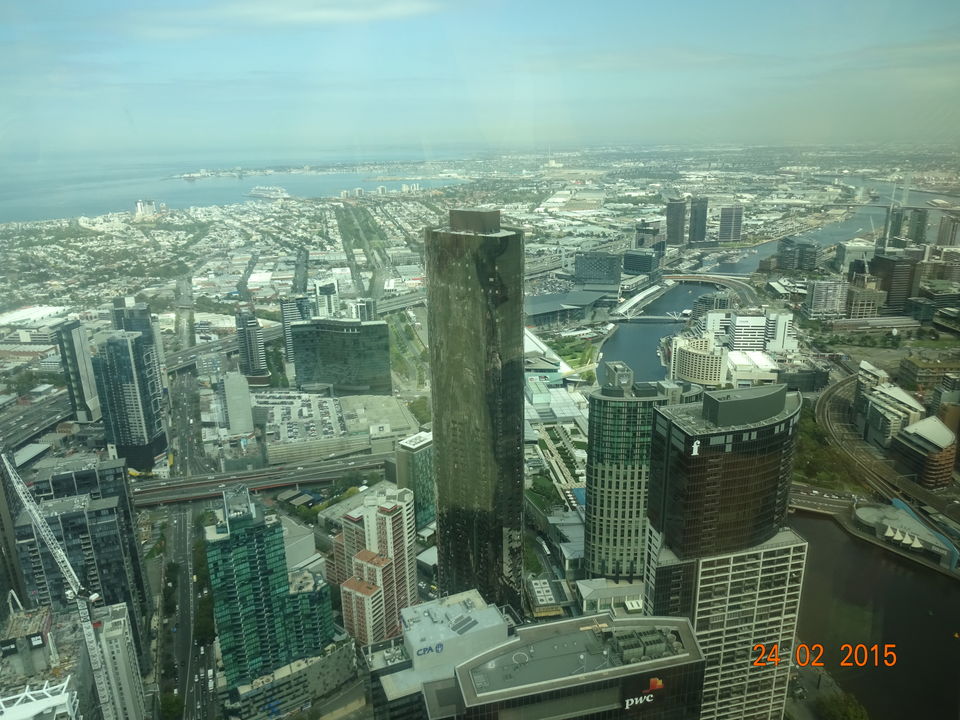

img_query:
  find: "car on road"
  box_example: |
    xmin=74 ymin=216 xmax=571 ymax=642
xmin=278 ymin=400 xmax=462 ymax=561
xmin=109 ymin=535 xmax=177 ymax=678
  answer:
xmin=218 ymin=484 xmax=225 ymax=488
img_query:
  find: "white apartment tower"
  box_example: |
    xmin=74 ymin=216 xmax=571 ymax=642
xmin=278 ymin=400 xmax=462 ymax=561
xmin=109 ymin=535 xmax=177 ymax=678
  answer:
xmin=95 ymin=604 xmax=147 ymax=720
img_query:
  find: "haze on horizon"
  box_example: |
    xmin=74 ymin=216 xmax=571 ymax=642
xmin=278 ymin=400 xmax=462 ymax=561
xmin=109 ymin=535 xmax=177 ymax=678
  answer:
xmin=2 ymin=0 xmax=960 ymax=161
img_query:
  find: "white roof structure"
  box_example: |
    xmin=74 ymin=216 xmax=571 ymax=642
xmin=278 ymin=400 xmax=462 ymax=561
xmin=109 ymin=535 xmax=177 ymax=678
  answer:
xmin=901 ymin=416 xmax=956 ymax=450
xmin=0 ymin=679 xmax=79 ymax=720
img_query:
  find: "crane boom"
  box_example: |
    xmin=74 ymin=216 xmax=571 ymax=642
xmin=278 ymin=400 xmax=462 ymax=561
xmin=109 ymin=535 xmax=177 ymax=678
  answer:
xmin=1 ymin=454 xmax=117 ymax=720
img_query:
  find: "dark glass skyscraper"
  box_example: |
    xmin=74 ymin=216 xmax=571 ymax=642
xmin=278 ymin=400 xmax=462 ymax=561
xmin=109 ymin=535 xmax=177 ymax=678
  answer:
xmin=688 ymin=196 xmax=708 ymax=245
xmin=290 ymin=317 xmax=392 ymax=395
xmin=869 ymin=254 xmax=919 ymax=312
xmin=425 ymin=209 xmax=524 ymax=610
xmin=649 ymin=384 xmax=806 ymax=720
xmin=666 ymin=198 xmax=686 ymax=246
xmin=53 ymin=318 xmax=101 ymax=423
xmin=279 ymin=294 xmax=315 ymax=358
xmin=93 ymin=330 xmax=167 ymax=472
xmin=718 ymin=205 xmax=743 ymax=243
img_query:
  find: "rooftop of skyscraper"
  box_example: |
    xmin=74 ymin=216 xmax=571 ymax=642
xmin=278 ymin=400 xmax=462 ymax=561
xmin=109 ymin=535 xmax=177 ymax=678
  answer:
xmin=658 ymin=383 xmax=800 ymax=434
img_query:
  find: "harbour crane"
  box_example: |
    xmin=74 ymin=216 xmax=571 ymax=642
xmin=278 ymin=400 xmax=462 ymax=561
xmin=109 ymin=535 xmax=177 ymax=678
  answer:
xmin=1 ymin=454 xmax=116 ymax=720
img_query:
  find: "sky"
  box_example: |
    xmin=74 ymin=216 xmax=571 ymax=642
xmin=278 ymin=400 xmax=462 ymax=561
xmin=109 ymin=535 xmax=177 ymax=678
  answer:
xmin=2 ymin=0 xmax=959 ymax=160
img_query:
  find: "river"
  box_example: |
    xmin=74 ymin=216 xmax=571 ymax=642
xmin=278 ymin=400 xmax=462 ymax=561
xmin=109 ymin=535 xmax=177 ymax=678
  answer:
xmin=599 ymin=194 xmax=960 ymax=716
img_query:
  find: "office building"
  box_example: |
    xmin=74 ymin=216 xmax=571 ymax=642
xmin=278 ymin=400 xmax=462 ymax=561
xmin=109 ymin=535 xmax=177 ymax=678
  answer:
xmin=94 ymin=603 xmax=146 ymax=720
xmin=336 ymin=486 xmax=418 ymax=644
xmin=205 ymin=487 xmax=334 ymax=687
xmin=688 ymin=197 xmax=708 ymax=245
xmin=726 ymin=312 xmax=768 ymax=351
xmin=649 ymin=384 xmax=805 ymax=720
xmin=425 ymin=209 xmax=524 ymax=609
xmin=908 ymin=208 xmax=929 ymax=243
xmin=573 ymin=251 xmax=622 ymax=285
xmin=869 ymin=254 xmax=918 ymax=312
xmin=887 ymin=207 xmax=905 ymax=243
xmin=92 ymin=331 xmax=167 ymax=472
xmin=367 ymin=591 xmax=704 ymax=720
xmin=777 ymin=237 xmax=822 ymax=272
xmin=623 ymin=248 xmax=659 ymax=276
xmin=111 ymin=297 xmax=163 ymax=369
xmin=584 ymin=363 xmax=701 ymax=610
xmin=718 ymin=206 xmax=743 ymax=243
xmin=763 ymin=310 xmax=799 ymax=353
xmin=14 ymin=494 xmax=149 ymax=671
xmin=352 ymin=298 xmax=378 ymax=322
xmin=30 ymin=457 xmax=151 ymax=672
xmin=235 ymin=308 xmax=269 ymax=379
xmin=666 ymin=198 xmax=686 ymax=246
xmin=635 ymin=219 xmax=661 ymax=249
xmin=889 ymin=416 xmax=956 ymax=490
xmin=396 ymin=432 xmax=435 ymax=530
xmin=314 ymin=277 xmax=340 ymax=318
xmin=860 ymin=383 xmax=925 ymax=448
xmin=836 ymin=240 xmax=876 ymax=276
xmin=691 ymin=292 xmax=733 ymax=320
xmin=279 ymin=295 xmax=315 ymax=359
xmin=937 ymin=214 xmax=960 ymax=246
xmin=803 ymin=279 xmax=849 ymax=319
xmin=291 ymin=317 xmax=391 ymax=395
xmin=53 ymin=319 xmax=101 ymax=423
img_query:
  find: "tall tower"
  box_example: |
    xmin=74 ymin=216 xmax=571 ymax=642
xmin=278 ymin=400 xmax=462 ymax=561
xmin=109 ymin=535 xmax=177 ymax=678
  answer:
xmin=908 ymin=208 xmax=929 ymax=243
xmin=649 ymin=384 xmax=806 ymax=720
xmin=666 ymin=198 xmax=686 ymax=246
xmin=94 ymin=603 xmax=147 ymax=720
xmin=425 ymin=209 xmax=524 ymax=610
xmin=718 ymin=206 xmax=743 ymax=243
xmin=584 ymin=362 xmax=701 ymax=610
xmin=205 ymin=487 xmax=334 ymax=687
xmin=396 ymin=431 xmax=435 ymax=530
xmin=279 ymin=295 xmax=315 ymax=359
xmin=92 ymin=331 xmax=167 ymax=472
xmin=234 ymin=307 xmax=269 ymax=379
xmin=688 ymin=196 xmax=708 ymax=245
xmin=53 ymin=319 xmax=101 ymax=423
xmin=111 ymin=297 xmax=164 ymax=380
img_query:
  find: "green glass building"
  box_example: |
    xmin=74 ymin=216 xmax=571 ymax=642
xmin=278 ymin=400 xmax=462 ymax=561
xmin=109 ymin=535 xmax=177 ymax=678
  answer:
xmin=206 ymin=487 xmax=333 ymax=687
xmin=396 ymin=431 xmax=435 ymax=530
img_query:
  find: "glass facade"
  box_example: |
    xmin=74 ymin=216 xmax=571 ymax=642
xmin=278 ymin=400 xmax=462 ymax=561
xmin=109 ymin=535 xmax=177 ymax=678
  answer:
xmin=396 ymin=432 xmax=435 ymax=530
xmin=206 ymin=492 xmax=334 ymax=687
xmin=290 ymin=317 xmax=392 ymax=395
xmin=648 ymin=385 xmax=801 ymax=560
xmin=425 ymin=209 xmax=525 ymax=610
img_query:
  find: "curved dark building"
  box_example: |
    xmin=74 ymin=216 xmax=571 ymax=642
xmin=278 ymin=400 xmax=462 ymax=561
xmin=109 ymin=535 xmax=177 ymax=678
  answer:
xmin=425 ymin=209 xmax=525 ymax=610
xmin=648 ymin=384 xmax=801 ymax=559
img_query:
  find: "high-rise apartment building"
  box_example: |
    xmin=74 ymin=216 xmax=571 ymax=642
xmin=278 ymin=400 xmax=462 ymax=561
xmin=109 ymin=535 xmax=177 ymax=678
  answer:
xmin=335 ymin=486 xmax=417 ymax=644
xmin=425 ymin=209 xmax=524 ymax=609
xmin=279 ymin=295 xmax=315 ymax=359
xmin=649 ymin=384 xmax=805 ymax=720
xmin=777 ymin=237 xmax=823 ymax=271
xmin=623 ymin=249 xmax=659 ymax=276
xmin=634 ymin=218 xmax=661 ymax=249
xmin=718 ymin=206 xmax=743 ymax=243
xmin=110 ymin=298 xmax=165 ymax=388
xmin=688 ymin=197 xmax=708 ymax=245
xmin=314 ymin=277 xmax=340 ymax=318
xmin=290 ymin=317 xmax=392 ymax=395
xmin=584 ymin=363 xmax=701 ymax=610
xmin=234 ymin=308 xmax=269 ymax=379
xmin=803 ymin=279 xmax=849 ymax=319
xmin=94 ymin=603 xmax=146 ymax=720
xmin=937 ymin=214 xmax=960 ymax=247
xmin=396 ymin=432 xmax=435 ymax=530
xmin=869 ymin=254 xmax=918 ymax=312
xmin=908 ymin=208 xmax=929 ymax=243
xmin=30 ymin=457 xmax=151 ymax=672
xmin=666 ymin=198 xmax=687 ymax=246
xmin=92 ymin=331 xmax=167 ymax=472
xmin=887 ymin=207 xmax=905 ymax=243
xmin=846 ymin=285 xmax=887 ymax=319
xmin=205 ymin=487 xmax=334 ymax=687
xmin=53 ymin=319 xmax=101 ymax=423
xmin=351 ymin=298 xmax=378 ymax=321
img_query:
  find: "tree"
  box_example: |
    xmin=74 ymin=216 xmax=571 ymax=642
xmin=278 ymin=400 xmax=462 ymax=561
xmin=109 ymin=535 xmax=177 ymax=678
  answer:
xmin=815 ymin=691 xmax=870 ymax=720
xmin=160 ymin=693 xmax=184 ymax=720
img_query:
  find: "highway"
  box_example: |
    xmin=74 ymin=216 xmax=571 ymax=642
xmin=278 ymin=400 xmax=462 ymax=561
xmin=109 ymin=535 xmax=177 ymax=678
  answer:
xmin=132 ymin=453 xmax=393 ymax=506
xmin=662 ymin=273 xmax=760 ymax=306
xmin=164 ymin=326 xmax=284 ymax=372
xmin=0 ymin=393 xmax=72 ymax=452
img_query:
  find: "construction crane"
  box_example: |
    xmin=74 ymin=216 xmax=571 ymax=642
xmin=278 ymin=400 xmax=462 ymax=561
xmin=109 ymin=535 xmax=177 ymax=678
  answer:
xmin=1 ymin=454 xmax=117 ymax=720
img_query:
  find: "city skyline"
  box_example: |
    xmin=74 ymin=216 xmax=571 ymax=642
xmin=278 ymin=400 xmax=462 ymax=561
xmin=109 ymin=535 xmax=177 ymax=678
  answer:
xmin=3 ymin=1 xmax=960 ymax=159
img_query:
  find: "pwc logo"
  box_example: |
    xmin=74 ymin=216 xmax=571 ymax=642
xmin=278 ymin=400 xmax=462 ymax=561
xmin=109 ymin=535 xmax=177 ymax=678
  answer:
xmin=624 ymin=678 xmax=664 ymax=710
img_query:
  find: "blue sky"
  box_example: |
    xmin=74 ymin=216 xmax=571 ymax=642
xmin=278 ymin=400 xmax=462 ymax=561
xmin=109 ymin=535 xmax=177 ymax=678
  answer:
xmin=2 ymin=0 xmax=959 ymax=159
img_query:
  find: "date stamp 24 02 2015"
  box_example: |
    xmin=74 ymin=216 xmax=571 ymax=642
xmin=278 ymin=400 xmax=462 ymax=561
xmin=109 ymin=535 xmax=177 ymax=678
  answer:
xmin=752 ymin=643 xmax=898 ymax=668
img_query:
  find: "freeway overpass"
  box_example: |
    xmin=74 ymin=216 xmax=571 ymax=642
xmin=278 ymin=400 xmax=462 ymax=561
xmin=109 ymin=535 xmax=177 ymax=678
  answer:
xmin=132 ymin=453 xmax=392 ymax=506
xmin=165 ymin=326 xmax=284 ymax=371
xmin=662 ymin=273 xmax=759 ymax=305
xmin=0 ymin=394 xmax=72 ymax=453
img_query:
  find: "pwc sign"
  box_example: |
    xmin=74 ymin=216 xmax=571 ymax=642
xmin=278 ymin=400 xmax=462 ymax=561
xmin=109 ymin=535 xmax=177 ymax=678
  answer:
xmin=624 ymin=677 xmax=664 ymax=710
